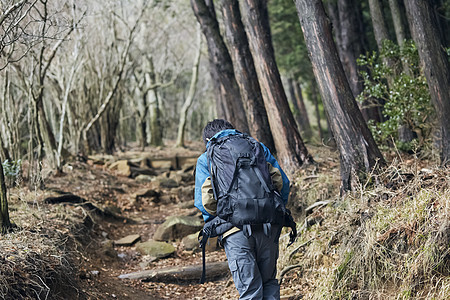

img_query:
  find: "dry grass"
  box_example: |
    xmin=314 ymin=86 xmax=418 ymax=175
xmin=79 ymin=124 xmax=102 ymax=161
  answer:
xmin=279 ymin=153 xmax=450 ymax=300
xmin=0 ymin=186 xmax=88 ymax=300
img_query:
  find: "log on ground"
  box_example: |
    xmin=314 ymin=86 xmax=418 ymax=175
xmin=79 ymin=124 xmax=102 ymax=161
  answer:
xmin=118 ymin=261 xmax=229 ymax=282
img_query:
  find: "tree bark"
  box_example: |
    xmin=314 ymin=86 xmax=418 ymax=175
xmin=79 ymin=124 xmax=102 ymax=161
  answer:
xmin=0 ymin=145 xmax=11 ymax=232
xmin=405 ymin=0 xmax=450 ymax=166
xmin=389 ymin=0 xmax=411 ymax=75
xmin=336 ymin=0 xmax=364 ymax=98
xmin=295 ymin=0 xmax=385 ymax=192
xmin=220 ymin=0 xmax=275 ymax=152
xmin=191 ymin=0 xmax=249 ymax=133
xmin=338 ymin=0 xmax=382 ymax=122
xmin=368 ymin=0 xmax=398 ymax=76
xmin=176 ymin=27 xmax=202 ymax=148
xmin=146 ymin=57 xmax=163 ymax=147
xmin=311 ymin=79 xmax=324 ymax=142
xmin=241 ymin=0 xmax=312 ymax=173
xmin=287 ymin=78 xmax=312 ymax=140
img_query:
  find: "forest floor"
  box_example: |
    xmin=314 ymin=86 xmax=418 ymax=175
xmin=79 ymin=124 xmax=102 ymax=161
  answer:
xmin=2 ymin=141 xmax=449 ymax=299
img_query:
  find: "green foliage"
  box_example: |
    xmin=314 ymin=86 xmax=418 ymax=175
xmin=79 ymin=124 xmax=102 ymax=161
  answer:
xmin=268 ymin=0 xmax=313 ymax=80
xmin=2 ymin=159 xmax=22 ymax=187
xmin=357 ymin=40 xmax=434 ymax=151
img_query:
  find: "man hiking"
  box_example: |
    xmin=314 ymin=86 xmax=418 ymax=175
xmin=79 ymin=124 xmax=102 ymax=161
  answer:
xmin=194 ymin=119 xmax=294 ymax=299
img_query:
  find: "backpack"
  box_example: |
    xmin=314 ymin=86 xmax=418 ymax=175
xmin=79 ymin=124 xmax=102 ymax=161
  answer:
xmin=198 ymin=132 xmax=297 ymax=283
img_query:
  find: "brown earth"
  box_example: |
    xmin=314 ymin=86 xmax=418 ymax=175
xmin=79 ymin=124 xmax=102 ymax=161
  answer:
xmin=41 ymin=141 xmax=243 ymax=299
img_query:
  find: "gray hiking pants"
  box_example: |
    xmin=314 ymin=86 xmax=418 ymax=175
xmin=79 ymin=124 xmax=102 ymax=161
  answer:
xmin=222 ymin=225 xmax=282 ymax=300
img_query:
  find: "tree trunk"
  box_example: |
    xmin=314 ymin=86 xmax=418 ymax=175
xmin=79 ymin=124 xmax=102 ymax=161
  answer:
xmin=191 ymin=0 xmax=249 ymax=133
xmin=176 ymin=27 xmax=202 ymax=148
xmin=311 ymin=79 xmax=324 ymax=142
xmin=389 ymin=0 xmax=411 ymax=75
xmin=336 ymin=0 xmax=364 ymax=98
xmin=146 ymin=57 xmax=163 ymax=147
xmin=0 ymin=149 xmax=11 ymax=233
xmin=220 ymin=0 xmax=275 ymax=152
xmin=295 ymin=0 xmax=385 ymax=192
xmin=432 ymin=0 xmax=450 ymax=47
xmin=326 ymin=0 xmax=379 ymax=123
xmin=389 ymin=0 xmax=407 ymax=47
xmin=405 ymin=0 xmax=450 ymax=165
xmin=240 ymin=0 xmax=311 ymax=173
xmin=368 ymin=0 xmax=398 ymax=77
xmin=287 ymin=78 xmax=312 ymax=140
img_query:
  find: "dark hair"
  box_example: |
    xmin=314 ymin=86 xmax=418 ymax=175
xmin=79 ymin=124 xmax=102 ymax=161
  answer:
xmin=202 ymin=119 xmax=234 ymax=144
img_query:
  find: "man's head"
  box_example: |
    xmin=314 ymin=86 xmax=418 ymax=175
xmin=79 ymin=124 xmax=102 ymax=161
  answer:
xmin=202 ymin=119 xmax=234 ymax=144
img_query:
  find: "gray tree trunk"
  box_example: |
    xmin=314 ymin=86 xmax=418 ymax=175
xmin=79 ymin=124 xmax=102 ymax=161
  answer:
xmin=405 ymin=0 xmax=450 ymax=165
xmin=241 ymin=0 xmax=312 ymax=173
xmin=295 ymin=0 xmax=385 ymax=192
xmin=220 ymin=0 xmax=275 ymax=152
xmin=191 ymin=0 xmax=249 ymax=133
xmin=0 ymin=146 xmax=11 ymax=232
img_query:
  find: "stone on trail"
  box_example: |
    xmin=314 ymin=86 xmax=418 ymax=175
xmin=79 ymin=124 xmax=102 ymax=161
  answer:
xmin=175 ymin=186 xmax=194 ymax=202
xmin=115 ymin=234 xmax=141 ymax=246
xmin=133 ymin=188 xmax=160 ymax=201
xmin=153 ymin=216 xmax=203 ymax=241
xmin=181 ymin=232 xmax=219 ymax=252
xmin=135 ymin=174 xmax=153 ymax=182
xmin=135 ymin=240 xmax=175 ymax=258
xmin=158 ymin=178 xmax=179 ymax=189
xmin=108 ymin=160 xmax=132 ymax=177
xmin=101 ymin=240 xmax=118 ymax=258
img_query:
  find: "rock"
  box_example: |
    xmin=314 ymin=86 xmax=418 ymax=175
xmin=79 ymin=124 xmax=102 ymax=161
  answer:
xmin=101 ymin=240 xmax=118 ymax=258
xmin=181 ymin=232 xmax=218 ymax=252
xmin=181 ymin=232 xmax=199 ymax=251
xmin=159 ymin=178 xmax=179 ymax=189
xmin=150 ymin=158 xmax=174 ymax=169
xmin=109 ymin=160 xmax=132 ymax=177
xmin=153 ymin=216 xmax=204 ymax=241
xmin=178 ymin=157 xmax=197 ymax=170
xmin=134 ymin=188 xmax=160 ymax=201
xmin=129 ymin=166 xmax=156 ymax=178
xmin=135 ymin=240 xmax=175 ymax=258
xmin=139 ymin=256 xmax=159 ymax=269
xmin=159 ymin=194 xmax=175 ymax=204
xmin=181 ymin=163 xmax=195 ymax=173
xmin=135 ymin=174 xmax=153 ymax=183
xmin=176 ymin=186 xmax=194 ymax=202
xmin=139 ymin=158 xmax=151 ymax=169
xmin=178 ymin=201 xmax=194 ymax=209
xmin=179 ymin=172 xmax=194 ymax=184
xmin=169 ymin=172 xmax=183 ymax=185
xmin=115 ymin=234 xmax=141 ymax=246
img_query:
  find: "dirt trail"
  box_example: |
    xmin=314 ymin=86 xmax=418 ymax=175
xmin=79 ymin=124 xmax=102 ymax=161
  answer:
xmin=44 ymin=145 xmax=239 ymax=299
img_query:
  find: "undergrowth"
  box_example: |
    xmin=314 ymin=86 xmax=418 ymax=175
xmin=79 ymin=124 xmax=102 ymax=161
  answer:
xmin=280 ymin=154 xmax=449 ymax=299
xmin=0 ymin=188 xmax=88 ymax=299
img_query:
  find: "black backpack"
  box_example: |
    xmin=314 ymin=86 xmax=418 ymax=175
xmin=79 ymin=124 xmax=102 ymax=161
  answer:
xmin=198 ymin=133 xmax=297 ymax=283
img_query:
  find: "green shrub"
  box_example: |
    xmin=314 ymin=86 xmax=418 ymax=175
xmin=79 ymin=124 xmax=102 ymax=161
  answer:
xmin=2 ymin=159 xmax=22 ymax=187
xmin=357 ymin=40 xmax=434 ymax=152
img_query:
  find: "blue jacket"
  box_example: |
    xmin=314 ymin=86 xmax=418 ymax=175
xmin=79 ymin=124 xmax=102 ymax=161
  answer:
xmin=194 ymin=129 xmax=290 ymax=222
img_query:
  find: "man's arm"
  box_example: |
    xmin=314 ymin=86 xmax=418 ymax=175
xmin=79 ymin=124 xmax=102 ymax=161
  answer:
xmin=194 ymin=153 xmax=216 ymax=222
xmin=260 ymin=143 xmax=290 ymax=203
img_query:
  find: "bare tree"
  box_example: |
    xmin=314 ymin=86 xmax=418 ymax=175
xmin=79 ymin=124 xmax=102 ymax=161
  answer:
xmin=176 ymin=26 xmax=202 ymax=148
xmin=0 ymin=0 xmax=39 ymax=70
xmin=81 ymin=2 xmax=149 ymax=153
